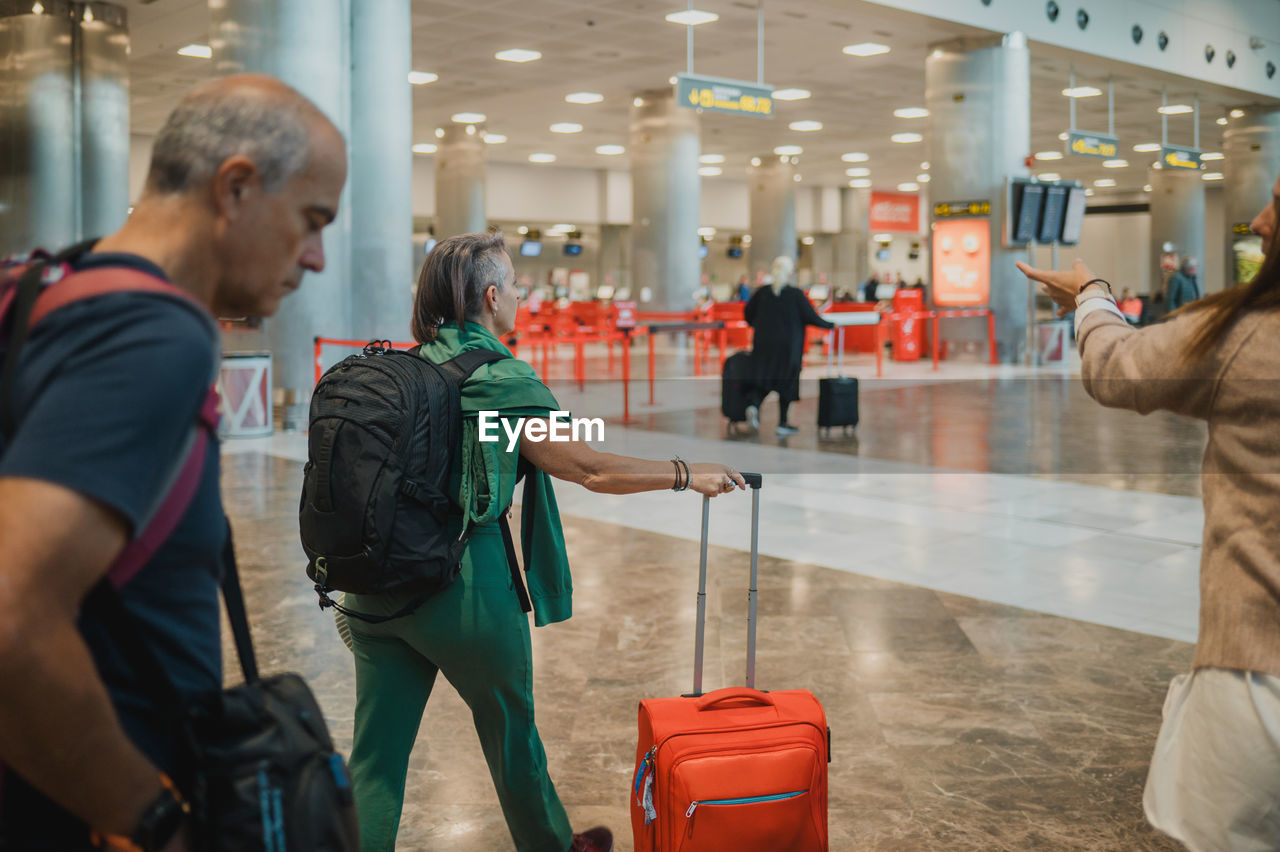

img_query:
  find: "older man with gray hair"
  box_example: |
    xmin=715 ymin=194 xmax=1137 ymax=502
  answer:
xmin=0 ymin=74 xmax=346 ymax=851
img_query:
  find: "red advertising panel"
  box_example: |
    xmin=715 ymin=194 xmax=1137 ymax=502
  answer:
xmin=931 ymin=219 xmax=991 ymax=306
xmin=869 ymin=191 xmax=920 ymax=233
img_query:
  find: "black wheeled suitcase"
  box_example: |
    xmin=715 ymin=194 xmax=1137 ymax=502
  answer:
xmin=817 ymin=323 xmax=859 ymax=436
xmin=721 ymin=351 xmax=753 ymax=426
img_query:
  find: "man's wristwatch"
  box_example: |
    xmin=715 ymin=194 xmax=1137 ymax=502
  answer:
xmin=93 ymin=774 xmax=189 ymax=852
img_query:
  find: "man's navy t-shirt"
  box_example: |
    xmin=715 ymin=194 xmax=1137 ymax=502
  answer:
xmin=0 ymin=252 xmax=225 ymax=848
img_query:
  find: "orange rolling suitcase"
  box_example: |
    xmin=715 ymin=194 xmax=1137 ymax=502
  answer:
xmin=631 ymin=474 xmax=830 ymax=852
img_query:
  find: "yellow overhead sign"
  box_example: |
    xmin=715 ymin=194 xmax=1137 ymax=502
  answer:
xmin=676 ymin=73 xmax=774 ymax=118
xmin=934 ymin=200 xmax=991 ymax=218
xmin=1162 ymin=147 xmax=1202 ymax=169
xmin=1068 ymin=130 xmax=1119 ymax=159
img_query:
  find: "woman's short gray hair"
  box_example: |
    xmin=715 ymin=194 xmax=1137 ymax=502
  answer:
xmin=144 ymin=89 xmax=312 ymax=195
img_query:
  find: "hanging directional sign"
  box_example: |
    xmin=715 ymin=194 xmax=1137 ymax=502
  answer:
xmin=1067 ymin=130 xmax=1119 ymax=159
xmin=1161 ymin=146 xmax=1202 ymax=169
xmin=934 ymin=200 xmax=991 ymax=218
xmin=676 ymin=73 xmax=774 ymax=118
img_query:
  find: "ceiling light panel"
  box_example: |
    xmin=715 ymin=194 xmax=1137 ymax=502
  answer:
xmin=699 ymin=154 xmax=725 ymax=164
xmin=893 ymin=107 xmax=929 ymax=118
xmin=846 ymin=167 xmax=870 ymax=177
xmin=891 ymin=133 xmax=923 ymax=143
xmin=495 ymin=48 xmax=541 ymax=63
xmin=665 ymin=9 xmax=719 ymax=25
xmin=1035 ymin=151 xmax=1063 ymax=160
xmin=843 ymin=42 xmax=890 ymax=57
xmin=698 ymin=166 xmax=723 ymax=176
xmin=178 ymin=44 xmax=211 ymax=58
xmin=788 ymin=120 xmax=823 ymax=132
xmin=483 ymin=134 xmax=507 ymax=144
xmin=1158 ymin=104 xmax=1193 ymax=115
xmin=408 ymin=71 xmax=438 ymax=85
xmin=772 ymin=88 xmax=811 ymax=101
xmin=565 ymin=92 xmax=603 ymax=104
xmin=529 ymin=153 xmax=557 ymax=163
xmin=451 ymin=112 xmax=486 ymax=123
xmin=773 ymin=145 xmax=803 ymax=156
xmin=596 ymin=144 xmax=626 ymax=155
xmin=550 ymin=122 xmax=583 ymax=133
xmin=842 ymin=152 xmax=869 ymax=162
xmin=1062 ymin=86 xmax=1102 ymax=97
xmin=1133 ymin=142 xmax=1161 ymax=152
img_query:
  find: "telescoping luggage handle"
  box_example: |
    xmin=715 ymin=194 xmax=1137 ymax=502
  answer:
xmin=692 ymin=471 xmax=762 ymax=698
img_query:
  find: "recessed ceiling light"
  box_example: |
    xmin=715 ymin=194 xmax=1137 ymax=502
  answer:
xmin=893 ymin=107 xmax=929 ymax=118
xmin=698 ymin=227 xmax=716 ymax=237
xmin=411 ymin=143 xmax=437 ymax=155
xmin=843 ymin=42 xmax=891 ymax=57
xmin=1058 ymin=132 xmax=1069 ymax=141
xmin=1158 ymin=104 xmax=1193 ymax=115
xmin=1103 ymin=159 xmax=1129 ymax=168
xmin=750 ymin=157 xmax=762 ymax=167
xmin=842 ymin=152 xmax=869 ymax=162
xmin=1035 ymin=151 xmax=1064 ymax=160
xmin=1038 ymin=172 xmax=1061 ymax=181
xmin=633 ymin=97 xmax=645 ymax=107
xmin=916 ymin=173 xmax=931 ymax=182
xmin=1133 ymin=142 xmax=1161 ymax=152
xmin=529 ymin=153 xmax=557 ymax=163
xmin=451 ymin=112 xmax=486 ymax=124
xmin=177 ymin=44 xmax=212 ymax=58
xmin=773 ymin=145 xmax=803 ymax=156
xmin=495 ymin=48 xmax=541 ymax=62
xmin=891 ymin=132 xmax=923 ymax=143
xmin=788 ymin=120 xmax=823 ymax=132
xmin=408 ymin=71 xmax=438 ymax=85
xmin=846 ymin=167 xmax=870 ymax=177
xmin=1216 ymin=117 xmax=1228 ymax=125
xmin=1201 ymin=151 xmax=1224 ymax=160
xmin=849 ymin=179 xmax=872 ymax=188
xmin=801 ymin=236 xmax=815 ymax=245
xmin=1143 ymin=185 xmax=1153 ymax=192
xmin=550 ymin=122 xmax=583 ymax=133
xmin=1230 ymin=108 xmax=1245 ymax=118
xmin=873 ymin=234 xmax=892 ymax=242
xmin=698 ymin=166 xmax=722 ymax=176
xmin=898 ymin=182 xmax=919 ymax=191
xmin=772 ymin=88 xmax=811 ymax=101
xmin=434 ymin=128 xmax=445 ymax=138
xmin=1094 ymin=178 xmax=1116 ymax=187
xmin=1202 ymin=172 xmax=1224 ymax=180
xmin=1062 ymin=86 xmax=1102 ymax=98
xmin=518 ymin=226 xmax=529 ymax=235
xmin=565 ymin=91 xmax=604 ymax=104
xmin=793 ymin=174 xmax=802 ymax=182
xmin=920 ymin=161 xmax=930 ymax=170
xmin=596 ymin=144 xmax=626 ymax=155
xmin=699 ymin=154 xmax=725 ymax=164
xmin=1085 ymin=188 xmax=1095 ymax=196
xmin=665 ymin=9 xmax=719 ymax=25
xmin=483 ymin=134 xmax=507 ymax=144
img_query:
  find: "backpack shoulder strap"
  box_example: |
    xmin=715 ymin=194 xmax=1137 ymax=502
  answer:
xmin=436 ymin=347 xmax=507 ymax=385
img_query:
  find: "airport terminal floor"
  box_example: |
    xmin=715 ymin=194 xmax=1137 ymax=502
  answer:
xmin=222 ymin=341 xmax=1200 ymax=850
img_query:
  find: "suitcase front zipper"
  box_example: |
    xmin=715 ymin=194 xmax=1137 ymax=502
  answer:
xmin=685 ymin=789 xmax=808 ymax=818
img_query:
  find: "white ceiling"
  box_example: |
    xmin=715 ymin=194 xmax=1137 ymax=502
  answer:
xmin=118 ymin=0 xmax=1278 ymax=199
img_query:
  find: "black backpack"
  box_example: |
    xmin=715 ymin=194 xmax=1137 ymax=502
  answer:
xmin=300 ymin=340 xmax=523 ymax=623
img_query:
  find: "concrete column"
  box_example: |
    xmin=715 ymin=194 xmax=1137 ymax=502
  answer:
xmin=434 ymin=123 xmax=487 ymax=238
xmin=748 ymin=155 xmax=797 ymax=281
xmin=597 ymin=224 xmax=628 ymax=293
xmin=629 ymin=88 xmax=699 ymax=309
xmin=926 ymin=32 xmax=1031 ymax=362
xmin=0 ymin=1 xmax=129 ymax=257
xmin=834 ymin=187 xmax=870 ymax=295
xmin=1147 ymin=166 xmax=1205 ymax=297
xmin=211 ymin=0 xmax=352 ymax=427
xmin=1223 ymin=106 xmax=1280 ymax=288
xmin=349 ymin=0 xmax=412 ymax=342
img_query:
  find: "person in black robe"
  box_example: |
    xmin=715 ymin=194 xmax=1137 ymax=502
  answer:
xmin=743 ymin=255 xmax=835 ymax=435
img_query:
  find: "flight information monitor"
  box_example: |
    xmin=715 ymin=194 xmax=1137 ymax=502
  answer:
xmin=1038 ymin=184 xmax=1069 ymax=243
xmin=1011 ymin=181 xmax=1045 ymax=244
xmin=1060 ymin=186 xmax=1088 ymax=245
xmin=519 ymin=241 xmax=542 ymax=257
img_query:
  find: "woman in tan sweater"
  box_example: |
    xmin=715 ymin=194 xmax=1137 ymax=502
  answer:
xmin=1017 ymin=170 xmax=1280 ymax=852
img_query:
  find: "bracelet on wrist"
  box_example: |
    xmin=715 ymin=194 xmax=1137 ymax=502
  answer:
xmin=92 ymin=773 xmax=188 ymax=852
xmin=1080 ymin=278 xmax=1113 ymax=298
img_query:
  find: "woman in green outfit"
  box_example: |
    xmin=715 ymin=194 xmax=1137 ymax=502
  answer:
xmin=340 ymin=231 xmax=744 ymax=852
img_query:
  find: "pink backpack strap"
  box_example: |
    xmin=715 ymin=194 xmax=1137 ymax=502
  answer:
xmin=105 ymin=388 xmax=220 ymax=589
xmin=28 ymin=267 xmax=206 ymax=328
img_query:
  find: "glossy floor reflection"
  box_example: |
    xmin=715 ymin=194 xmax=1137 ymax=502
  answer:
xmin=223 ymin=393 xmax=1196 ymax=851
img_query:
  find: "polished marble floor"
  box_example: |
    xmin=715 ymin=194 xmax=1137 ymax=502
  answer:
xmin=222 ymin=342 xmax=1200 ymax=850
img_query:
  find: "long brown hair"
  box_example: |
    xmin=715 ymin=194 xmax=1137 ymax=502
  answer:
xmin=1183 ymin=199 xmax=1280 ymax=361
xmin=410 ymin=231 xmax=508 ymax=343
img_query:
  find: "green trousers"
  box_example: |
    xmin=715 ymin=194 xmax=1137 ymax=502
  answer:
xmin=341 ymin=525 xmax=572 ymax=852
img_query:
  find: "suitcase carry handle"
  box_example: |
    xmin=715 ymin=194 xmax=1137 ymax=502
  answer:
xmin=695 ymin=687 xmax=775 ymax=711
xmin=692 ymin=473 xmax=762 ymax=698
